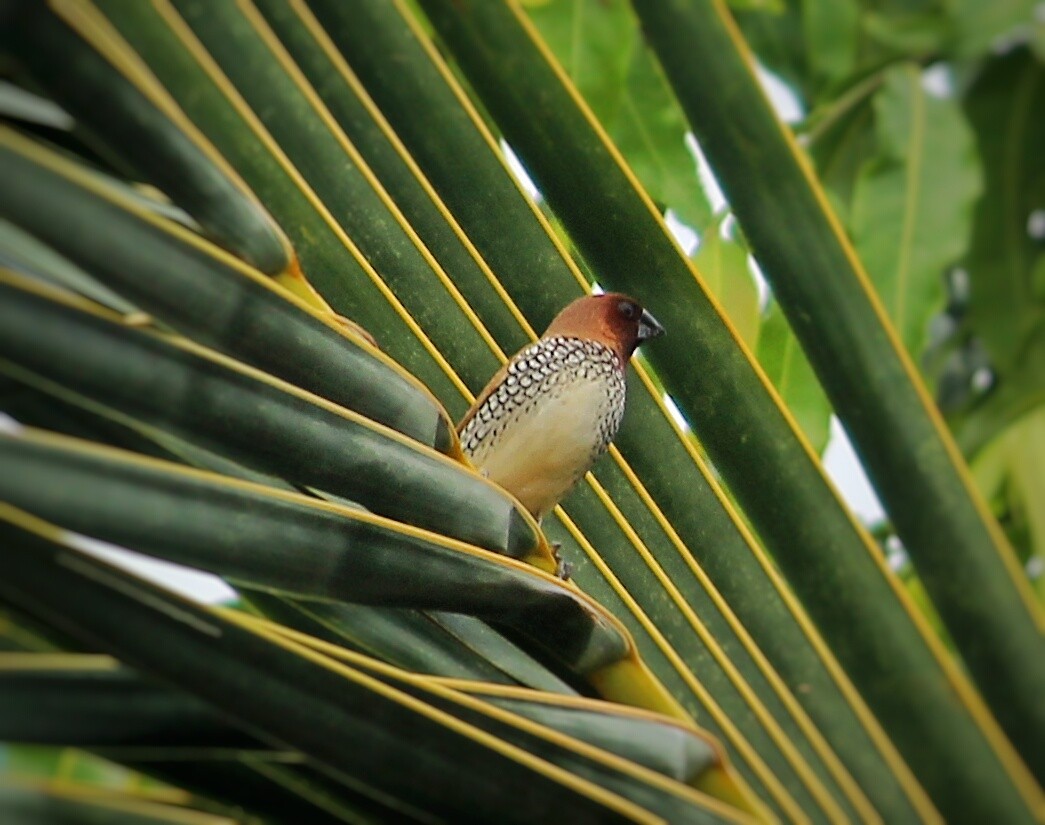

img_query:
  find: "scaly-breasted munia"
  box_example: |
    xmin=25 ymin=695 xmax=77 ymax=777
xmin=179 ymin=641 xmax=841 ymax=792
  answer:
xmin=459 ymin=293 xmax=664 ymax=522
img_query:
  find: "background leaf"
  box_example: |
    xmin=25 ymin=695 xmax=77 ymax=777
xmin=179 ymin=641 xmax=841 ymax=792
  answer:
xmin=756 ymin=302 xmax=832 ymax=454
xmin=526 ymin=0 xmax=713 ymax=231
xmin=851 ymin=62 xmax=981 ymax=359
xmin=692 ymin=220 xmax=762 ymax=350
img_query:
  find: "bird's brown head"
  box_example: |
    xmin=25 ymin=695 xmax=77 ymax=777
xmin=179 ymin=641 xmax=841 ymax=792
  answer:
xmin=544 ymin=293 xmax=664 ymax=361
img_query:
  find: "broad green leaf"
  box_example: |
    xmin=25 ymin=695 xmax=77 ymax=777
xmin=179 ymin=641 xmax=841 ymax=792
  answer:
xmin=526 ymin=0 xmax=713 ymax=230
xmin=972 ymin=407 xmax=1045 ymax=601
xmin=0 ymin=785 xmax=235 ymax=825
xmin=806 ymin=87 xmax=877 ymax=226
xmin=103 ymin=8 xmax=907 ymax=815
xmin=0 ymin=653 xmax=727 ymax=811
xmin=692 ymin=222 xmax=761 ymax=349
xmin=0 ymin=219 xmax=135 ymax=315
xmin=90 ymin=0 xmax=468 ymax=408
xmin=246 ymin=595 xmax=576 ymax=691
xmin=948 ymin=0 xmax=1039 ymax=58
xmin=627 ymin=1 xmax=1045 ymax=814
xmin=280 ymin=626 xmax=756 ymax=823
xmin=0 ymin=508 xmax=651 ymax=825
xmin=851 ymin=63 xmax=981 ymax=359
xmin=953 ymin=50 xmax=1045 ymax=459
xmin=1 ymin=1 xmax=291 ymax=276
xmin=0 ymin=427 xmax=630 ymax=677
xmin=524 ymin=1 xmax=634 ymax=122
xmin=463 ymin=687 xmax=719 ymax=783
xmin=0 ymin=654 xmax=258 ymax=751
xmin=801 ymin=0 xmax=860 ymax=97
xmin=0 ymin=273 xmax=548 ymax=566
xmin=0 ymin=128 xmax=457 ymax=454
xmin=861 ymin=10 xmax=950 ymax=56
xmin=756 ymin=302 xmax=832 ymax=454
xmin=727 ymin=0 xmax=785 ymax=12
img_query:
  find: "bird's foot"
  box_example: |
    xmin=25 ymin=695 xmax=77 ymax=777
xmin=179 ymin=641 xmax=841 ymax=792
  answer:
xmin=550 ymin=541 xmax=573 ymax=581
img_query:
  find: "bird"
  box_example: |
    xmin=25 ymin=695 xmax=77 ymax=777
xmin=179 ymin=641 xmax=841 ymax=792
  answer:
xmin=459 ymin=293 xmax=664 ymax=529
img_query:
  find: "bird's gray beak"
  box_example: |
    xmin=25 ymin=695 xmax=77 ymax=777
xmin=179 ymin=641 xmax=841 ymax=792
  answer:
xmin=637 ymin=308 xmax=665 ymax=343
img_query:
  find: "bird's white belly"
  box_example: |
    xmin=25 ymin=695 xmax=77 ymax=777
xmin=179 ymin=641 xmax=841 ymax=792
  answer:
xmin=474 ymin=376 xmax=619 ymax=519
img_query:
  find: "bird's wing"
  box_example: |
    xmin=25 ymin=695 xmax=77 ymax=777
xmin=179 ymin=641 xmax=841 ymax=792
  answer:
xmin=457 ymin=361 xmax=510 ymax=434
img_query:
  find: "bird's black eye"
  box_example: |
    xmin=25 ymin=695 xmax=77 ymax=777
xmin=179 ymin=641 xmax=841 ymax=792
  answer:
xmin=618 ymin=300 xmax=637 ymax=320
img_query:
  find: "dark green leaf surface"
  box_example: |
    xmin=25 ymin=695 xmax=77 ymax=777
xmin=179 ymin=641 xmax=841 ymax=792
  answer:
xmin=0 ymin=273 xmax=544 ymax=563
xmin=300 ymin=2 xmax=943 ymax=820
xmin=468 ymin=689 xmax=718 ymax=783
xmin=0 ymin=219 xmax=135 ymax=315
xmin=0 ymin=786 xmax=235 ymax=825
xmin=100 ymin=7 xmax=890 ymax=815
xmin=91 ymin=0 xmax=467 ymax=408
xmin=851 ymin=63 xmax=981 ymax=359
xmin=354 ymin=677 xmax=742 ymax=824
xmin=0 ymin=508 xmax=645 ymax=825
xmin=0 ymin=655 xmax=258 ymax=751
xmin=0 ymin=128 xmax=456 ymax=454
xmin=418 ymin=1 xmax=1007 ymax=821
xmin=800 ymin=0 xmax=859 ymax=98
xmin=252 ymin=0 xmax=535 ymax=359
xmin=163 ymin=0 xmax=506 ymax=399
xmin=526 ymin=0 xmax=713 ymax=231
xmin=247 ymin=594 xmax=577 ymax=693
xmin=0 ymin=1 xmax=290 ymax=275
xmin=128 ymin=759 xmax=380 ymax=825
xmin=0 ymin=655 xmax=740 ymax=823
xmin=948 ymin=0 xmax=1038 ymax=58
xmin=0 ymin=427 xmax=629 ymax=676
xmin=4 ymin=3 xmax=1036 ymax=823
xmin=555 ymin=482 xmax=845 ymax=822
xmin=692 ymin=224 xmax=761 ymax=349
xmin=953 ymin=51 xmax=1045 ymax=459
xmin=755 ymin=302 xmax=832 ymax=454
xmin=630 ymin=2 xmax=1044 ymax=811
xmin=540 ymin=520 xmax=798 ymax=822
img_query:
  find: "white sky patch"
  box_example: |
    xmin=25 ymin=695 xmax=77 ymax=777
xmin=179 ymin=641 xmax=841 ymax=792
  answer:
xmin=501 ymin=139 xmax=542 ymax=201
xmin=756 ymin=64 xmax=805 ymax=124
xmin=747 ymin=255 xmax=771 ymax=310
xmin=661 ymin=393 xmax=691 ymax=433
xmin=822 ymin=416 xmax=886 ymax=525
xmin=1027 ymin=555 xmax=1044 ymax=580
xmin=685 ymin=134 xmax=728 ymax=216
xmin=64 ymin=532 xmax=238 ymax=605
xmin=884 ymin=534 xmax=909 ymax=572
xmin=922 ymin=63 xmax=954 ymax=99
xmin=664 ymin=210 xmax=699 ymax=255
xmin=1027 ymin=209 xmax=1045 ymax=240
xmin=0 ymin=413 xmax=25 ymax=436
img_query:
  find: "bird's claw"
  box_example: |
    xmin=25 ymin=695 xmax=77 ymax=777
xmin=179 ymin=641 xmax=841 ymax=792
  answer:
xmin=550 ymin=541 xmax=573 ymax=581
